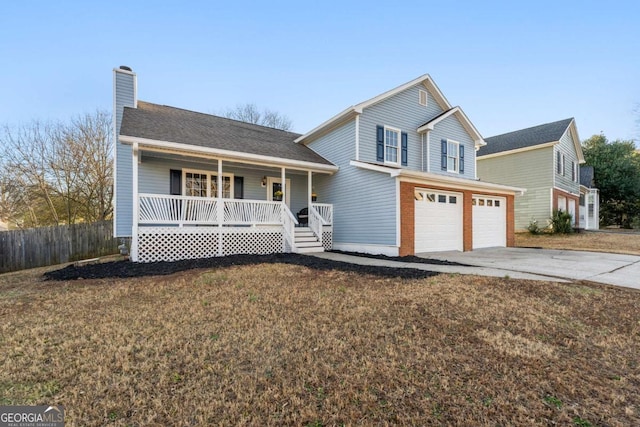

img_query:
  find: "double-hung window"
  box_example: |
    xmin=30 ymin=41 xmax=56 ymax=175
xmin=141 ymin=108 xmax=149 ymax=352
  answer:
xmin=447 ymin=140 xmax=459 ymax=173
xmin=185 ymin=172 xmax=208 ymax=197
xmin=385 ymin=127 xmax=400 ymax=164
xmin=556 ymin=151 xmax=565 ymax=175
xmin=183 ymin=169 xmax=233 ymax=198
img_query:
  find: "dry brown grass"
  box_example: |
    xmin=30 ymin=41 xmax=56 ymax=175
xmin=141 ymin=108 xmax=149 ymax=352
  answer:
xmin=1 ymin=263 xmax=639 ymax=426
xmin=516 ymin=230 xmax=640 ymax=255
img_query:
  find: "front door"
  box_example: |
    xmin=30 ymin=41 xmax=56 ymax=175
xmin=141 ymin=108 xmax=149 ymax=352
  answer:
xmin=267 ymin=177 xmax=291 ymax=206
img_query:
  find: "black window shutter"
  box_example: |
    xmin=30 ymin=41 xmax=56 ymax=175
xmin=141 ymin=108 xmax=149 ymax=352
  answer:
xmin=401 ymin=132 xmax=408 ymax=166
xmin=441 ymin=139 xmax=447 ymax=170
xmin=459 ymin=145 xmax=465 ymax=173
xmin=376 ymin=125 xmax=384 ymax=162
xmin=234 ymin=176 xmax=244 ymax=199
xmin=170 ymin=169 xmax=181 ymax=195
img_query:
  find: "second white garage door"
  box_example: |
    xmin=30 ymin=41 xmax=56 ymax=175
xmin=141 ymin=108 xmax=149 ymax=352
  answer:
xmin=414 ymin=189 xmax=463 ymax=252
xmin=472 ymin=195 xmax=506 ymax=249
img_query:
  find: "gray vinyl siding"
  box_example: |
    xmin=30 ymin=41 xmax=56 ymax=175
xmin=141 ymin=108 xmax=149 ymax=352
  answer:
xmin=114 ymin=70 xmax=136 ymax=237
xmin=138 ymin=156 xmax=309 ymax=215
xmin=554 ymin=131 xmax=580 ymax=195
xmin=428 ymin=115 xmax=476 ymax=179
xmin=359 ymin=84 xmax=443 ymax=170
xmin=307 ymin=120 xmax=397 ymax=246
xmin=477 ymin=147 xmax=554 ymax=229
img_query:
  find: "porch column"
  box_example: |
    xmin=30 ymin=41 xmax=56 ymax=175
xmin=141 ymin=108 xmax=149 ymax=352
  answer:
xmin=131 ymin=143 xmax=139 ymax=262
xmin=281 ymin=167 xmax=286 ymax=205
xmin=217 ymin=159 xmax=223 ymax=199
xmin=308 ymin=170 xmax=312 ymax=207
xmin=217 ymin=159 xmax=223 ymax=256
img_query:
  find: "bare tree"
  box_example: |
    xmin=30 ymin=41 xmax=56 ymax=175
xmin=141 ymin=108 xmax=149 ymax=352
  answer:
xmin=0 ymin=110 xmax=113 ymax=228
xmin=1 ymin=121 xmax=60 ymax=226
xmin=223 ymin=103 xmax=293 ymax=131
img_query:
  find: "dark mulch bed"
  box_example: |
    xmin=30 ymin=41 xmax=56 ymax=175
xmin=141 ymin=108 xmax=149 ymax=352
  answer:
xmin=330 ymin=250 xmax=470 ymax=266
xmin=43 ymin=253 xmax=439 ymax=281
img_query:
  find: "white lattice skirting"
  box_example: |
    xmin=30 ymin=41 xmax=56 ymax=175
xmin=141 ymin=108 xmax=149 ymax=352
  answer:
xmin=322 ymin=226 xmax=333 ymax=251
xmin=137 ymin=226 xmax=284 ymax=262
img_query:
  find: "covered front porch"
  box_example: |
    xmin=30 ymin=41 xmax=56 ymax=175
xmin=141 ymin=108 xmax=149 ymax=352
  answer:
xmin=127 ymin=141 xmax=336 ymax=262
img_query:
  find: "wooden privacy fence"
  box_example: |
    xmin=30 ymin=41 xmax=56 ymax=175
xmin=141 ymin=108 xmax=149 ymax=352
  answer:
xmin=0 ymin=220 xmax=120 ymax=274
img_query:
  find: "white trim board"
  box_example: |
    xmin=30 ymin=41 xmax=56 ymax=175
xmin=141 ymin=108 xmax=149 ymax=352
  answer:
xmin=295 ymin=74 xmax=452 ymax=144
xmin=332 ymin=242 xmax=399 ymax=257
xmin=477 ymin=141 xmax=557 ymax=160
xmin=349 ymin=160 xmax=525 ymax=195
xmin=417 ymin=106 xmax=486 ymax=148
xmin=119 ymin=134 xmax=339 ymax=174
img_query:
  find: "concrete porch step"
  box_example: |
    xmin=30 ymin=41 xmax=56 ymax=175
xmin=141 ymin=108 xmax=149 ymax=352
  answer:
xmin=295 ymin=240 xmax=324 ymax=248
xmin=295 ymin=246 xmax=325 ymax=253
xmin=293 ymin=226 xmax=324 ymax=253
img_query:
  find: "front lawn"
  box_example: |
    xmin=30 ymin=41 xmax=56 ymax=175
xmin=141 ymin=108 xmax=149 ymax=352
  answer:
xmin=1 ymin=262 xmax=639 ymax=425
xmin=516 ymin=230 xmax=640 ymax=255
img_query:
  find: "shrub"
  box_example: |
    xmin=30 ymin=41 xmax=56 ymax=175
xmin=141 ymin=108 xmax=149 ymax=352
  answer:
xmin=550 ymin=209 xmax=574 ymax=234
xmin=527 ymin=219 xmax=543 ymax=235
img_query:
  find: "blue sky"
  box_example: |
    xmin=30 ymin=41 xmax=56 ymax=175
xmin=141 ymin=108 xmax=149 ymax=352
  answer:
xmin=1 ymin=1 xmax=638 ymax=144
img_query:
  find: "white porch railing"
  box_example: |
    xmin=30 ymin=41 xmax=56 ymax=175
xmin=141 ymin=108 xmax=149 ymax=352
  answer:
xmin=139 ymin=194 xmax=287 ymax=226
xmin=309 ymin=203 xmax=333 ymax=247
xmin=281 ymin=205 xmax=298 ymax=252
xmin=224 ymin=199 xmax=282 ymax=225
xmin=308 ymin=205 xmax=325 ymax=241
xmin=139 ymin=194 xmax=220 ymax=225
xmin=311 ymin=203 xmax=333 ymax=224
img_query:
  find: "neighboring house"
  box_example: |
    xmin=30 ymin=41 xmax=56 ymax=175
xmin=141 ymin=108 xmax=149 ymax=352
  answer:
xmin=578 ymin=166 xmax=599 ymax=229
xmin=476 ymin=118 xmax=585 ymax=230
xmin=113 ymin=67 xmax=522 ymax=262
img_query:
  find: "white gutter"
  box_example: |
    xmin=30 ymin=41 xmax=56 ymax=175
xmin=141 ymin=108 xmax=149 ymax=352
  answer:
xmin=119 ymin=135 xmax=339 ymax=174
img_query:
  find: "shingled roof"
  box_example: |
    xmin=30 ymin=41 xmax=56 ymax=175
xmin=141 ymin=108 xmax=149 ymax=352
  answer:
xmin=478 ymin=118 xmax=574 ymax=157
xmin=580 ymin=165 xmax=595 ymax=188
xmin=120 ymin=101 xmax=334 ymax=166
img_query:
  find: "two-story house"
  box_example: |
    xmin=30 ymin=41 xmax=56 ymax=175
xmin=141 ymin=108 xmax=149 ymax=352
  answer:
xmin=113 ymin=67 xmax=522 ymax=262
xmin=476 ymin=118 xmax=585 ymax=230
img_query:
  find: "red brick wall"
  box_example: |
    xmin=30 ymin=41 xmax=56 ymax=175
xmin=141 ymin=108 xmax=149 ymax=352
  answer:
xmin=399 ymin=181 xmax=516 ymax=255
xmin=399 ymin=182 xmax=415 ymax=256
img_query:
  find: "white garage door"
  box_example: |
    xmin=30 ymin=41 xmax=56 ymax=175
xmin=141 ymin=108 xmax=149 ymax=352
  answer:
xmin=472 ymin=195 xmax=506 ymax=249
xmin=414 ymin=189 xmax=463 ymax=252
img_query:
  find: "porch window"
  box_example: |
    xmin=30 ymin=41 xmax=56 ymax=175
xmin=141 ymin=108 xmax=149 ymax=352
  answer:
xmin=182 ymin=169 xmax=233 ymax=198
xmin=185 ymin=172 xmax=208 ymax=197
xmin=212 ymin=175 xmax=232 ymax=198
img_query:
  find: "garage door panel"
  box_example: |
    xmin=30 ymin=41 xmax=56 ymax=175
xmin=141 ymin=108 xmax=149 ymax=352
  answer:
xmin=472 ymin=196 xmax=506 ymax=249
xmin=415 ymin=189 xmax=463 ymax=252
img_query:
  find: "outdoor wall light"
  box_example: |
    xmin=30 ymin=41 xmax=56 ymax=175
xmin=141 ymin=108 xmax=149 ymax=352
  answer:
xmin=261 ymin=176 xmax=267 ymax=187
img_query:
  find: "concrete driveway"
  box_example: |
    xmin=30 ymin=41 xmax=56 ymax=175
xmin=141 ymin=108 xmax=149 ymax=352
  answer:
xmin=421 ymin=247 xmax=640 ymax=290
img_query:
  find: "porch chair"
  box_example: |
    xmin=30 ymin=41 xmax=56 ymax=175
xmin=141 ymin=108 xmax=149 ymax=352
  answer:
xmin=296 ymin=208 xmax=308 ymax=226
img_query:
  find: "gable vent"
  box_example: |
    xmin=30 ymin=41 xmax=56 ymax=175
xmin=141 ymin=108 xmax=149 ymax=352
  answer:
xmin=419 ymin=89 xmax=428 ymax=106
